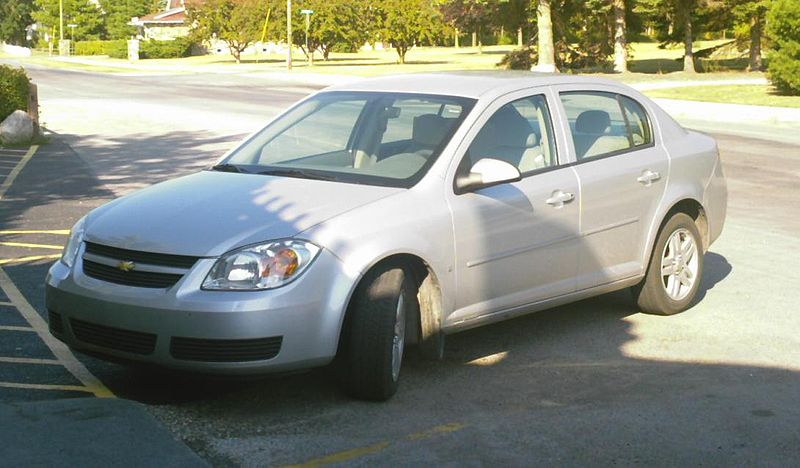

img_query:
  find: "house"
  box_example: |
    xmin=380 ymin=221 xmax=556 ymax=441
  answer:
xmin=130 ymin=0 xmax=191 ymax=41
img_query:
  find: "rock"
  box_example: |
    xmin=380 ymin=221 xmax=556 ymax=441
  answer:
xmin=0 ymin=110 xmax=35 ymax=145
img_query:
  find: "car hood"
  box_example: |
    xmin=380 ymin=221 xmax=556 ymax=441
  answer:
xmin=84 ymin=171 xmax=401 ymax=257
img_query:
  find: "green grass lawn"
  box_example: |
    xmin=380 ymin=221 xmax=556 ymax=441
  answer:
xmin=644 ymin=84 xmax=800 ymax=108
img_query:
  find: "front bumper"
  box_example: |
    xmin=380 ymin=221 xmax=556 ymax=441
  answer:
xmin=45 ymin=248 xmax=354 ymax=374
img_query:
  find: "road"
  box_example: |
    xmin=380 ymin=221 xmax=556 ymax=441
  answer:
xmin=1 ymin=67 xmax=799 ymax=466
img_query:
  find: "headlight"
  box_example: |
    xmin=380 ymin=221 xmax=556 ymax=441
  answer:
xmin=202 ymin=239 xmax=321 ymax=291
xmin=61 ymin=216 xmax=86 ymax=268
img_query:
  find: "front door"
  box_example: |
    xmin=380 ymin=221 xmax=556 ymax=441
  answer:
xmin=446 ymin=92 xmax=581 ymax=325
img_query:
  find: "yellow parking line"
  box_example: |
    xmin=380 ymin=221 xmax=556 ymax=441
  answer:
xmin=285 ymin=442 xmax=391 ymax=468
xmin=405 ymin=422 xmax=467 ymax=441
xmin=0 ymin=325 xmax=35 ymax=332
xmin=0 ymin=267 xmax=115 ymax=398
xmin=0 ymin=356 xmax=61 ymax=365
xmin=0 ymin=230 xmax=70 ymax=235
xmin=287 ymin=422 xmax=468 ymax=467
xmin=0 ymin=241 xmax=63 ymax=250
xmin=0 ymin=382 xmax=94 ymax=393
xmin=0 ymin=254 xmax=62 ymax=265
xmin=0 ymin=145 xmax=37 ymax=201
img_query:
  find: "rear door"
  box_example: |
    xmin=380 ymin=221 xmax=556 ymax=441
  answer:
xmin=556 ymin=89 xmax=668 ymax=290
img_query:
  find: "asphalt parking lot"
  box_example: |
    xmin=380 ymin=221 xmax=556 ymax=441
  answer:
xmin=0 ymin=70 xmax=798 ymax=466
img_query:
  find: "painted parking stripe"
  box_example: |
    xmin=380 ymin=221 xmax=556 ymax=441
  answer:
xmin=0 ymin=254 xmax=62 ymax=266
xmin=0 ymin=325 xmax=35 ymax=332
xmin=287 ymin=422 xmax=468 ymax=467
xmin=0 ymin=230 xmax=70 ymax=235
xmin=0 ymin=145 xmax=37 ymax=201
xmin=0 ymin=241 xmax=64 ymax=250
xmin=0 ymin=301 xmax=13 ymax=307
xmin=0 ymin=267 xmax=114 ymax=398
xmin=0 ymin=382 xmax=94 ymax=393
xmin=0 ymin=356 xmax=61 ymax=365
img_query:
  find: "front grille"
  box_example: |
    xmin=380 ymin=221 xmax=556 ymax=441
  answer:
xmin=170 ymin=336 xmax=283 ymax=362
xmin=71 ymin=318 xmax=156 ymax=355
xmin=83 ymin=259 xmax=183 ymax=289
xmin=84 ymin=242 xmax=199 ymax=269
xmin=48 ymin=310 xmax=64 ymax=335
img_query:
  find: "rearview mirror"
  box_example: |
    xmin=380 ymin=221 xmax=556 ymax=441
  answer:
xmin=455 ymin=158 xmax=522 ymax=194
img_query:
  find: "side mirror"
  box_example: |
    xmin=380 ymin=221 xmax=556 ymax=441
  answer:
xmin=455 ymin=158 xmax=522 ymax=194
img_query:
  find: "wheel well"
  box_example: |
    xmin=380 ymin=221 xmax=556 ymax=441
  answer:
xmin=339 ymin=254 xmax=443 ymax=352
xmin=662 ymin=199 xmax=709 ymax=251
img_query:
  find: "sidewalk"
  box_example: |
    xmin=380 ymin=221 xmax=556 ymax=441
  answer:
xmin=0 ymin=398 xmax=207 ymax=467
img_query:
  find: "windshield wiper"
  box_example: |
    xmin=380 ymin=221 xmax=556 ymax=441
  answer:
xmin=256 ymin=168 xmax=335 ymax=181
xmin=209 ymin=163 xmax=249 ymax=173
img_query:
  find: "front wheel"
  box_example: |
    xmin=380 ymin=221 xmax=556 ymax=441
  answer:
xmin=634 ymin=213 xmax=704 ymax=315
xmin=343 ymin=266 xmax=412 ymax=401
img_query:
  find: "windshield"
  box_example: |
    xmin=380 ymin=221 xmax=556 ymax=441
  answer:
xmin=219 ymin=91 xmax=476 ymax=188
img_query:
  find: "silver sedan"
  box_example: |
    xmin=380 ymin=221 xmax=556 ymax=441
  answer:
xmin=46 ymin=72 xmax=727 ymax=400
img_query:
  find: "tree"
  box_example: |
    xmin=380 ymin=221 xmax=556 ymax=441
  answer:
xmin=377 ymin=0 xmax=443 ymax=64
xmin=724 ymin=0 xmax=770 ymax=71
xmin=100 ymin=0 xmax=162 ymax=40
xmin=188 ymin=0 xmax=277 ymax=63
xmin=613 ymin=0 xmax=628 ymax=72
xmin=290 ymin=0 xmax=372 ymax=61
xmin=767 ymin=0 xmax=800 ymax=94
xmin=32 ymin=0 xmax=105 ymax=41
xmin=0 ymin=0 xmax=35 ymax=45
xmin=440 ymin=0 xmax=498 ymax=54
xmin=638 ymin=0 xmax=712 ymax=73
xmin=533 ymin=0 xmax=556 ymax=72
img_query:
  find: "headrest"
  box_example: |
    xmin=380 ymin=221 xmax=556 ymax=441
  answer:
xmin=491 ymin=106 xmax=532 ymax=148
xmin=576 ymin=110 xmax=611 ymax=134
xmin=412 ymin=114 xmax=451 ymax=147
xmin=525 ymin=132 xmax=539 ymax=148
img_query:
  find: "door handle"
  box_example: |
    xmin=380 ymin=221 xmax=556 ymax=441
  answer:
xmin=637 ymin=170 xmax=661 ymax=186
xmin=545 ymin=190 xmax=575 ymax=208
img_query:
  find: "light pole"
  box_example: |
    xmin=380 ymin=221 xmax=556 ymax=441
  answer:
xmin=301 ymin=9 xmax=313 ymax=65
xmin=59 ymin=0 xmax=64 ymax=40
xmin=286 ymin=0 xmax=292 ymax=70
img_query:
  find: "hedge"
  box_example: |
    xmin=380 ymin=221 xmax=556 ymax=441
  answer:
xmin=139 ymin=37 xmax=194 ymax=59
xmin=768 ymin=0 xmax=800 ymax=95
xmin=73 ymin=38 xmax=195 ymax=60
xmin=74 ymin=40 xmax=129 ymax=59
xmin=0 ymin=65 xmax=30 ymax=122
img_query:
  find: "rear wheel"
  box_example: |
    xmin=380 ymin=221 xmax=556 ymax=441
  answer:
xmin=635 ymin=213 xmax=704 ymax=315
xmin=343 ymin=265 xmax=411 ymax=401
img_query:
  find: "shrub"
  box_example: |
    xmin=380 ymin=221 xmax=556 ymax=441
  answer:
xmin=0 ymin=65 xmax=30 ymax=122
xmin=74 ymin=40 xmax=129 ymax=59
xmin=140 ymin=38 xmax=194 ymax=59
xmin=497 ymin=47 xmax=537 ymax=70
xmin=767 ymin=0 xmax=800 ymax=95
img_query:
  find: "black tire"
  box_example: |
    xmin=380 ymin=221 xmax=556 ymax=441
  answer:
xmin=343 ymin=265 xmax=412 ymax=401
xmin=634 ymin=213 xmax=704 ymax=315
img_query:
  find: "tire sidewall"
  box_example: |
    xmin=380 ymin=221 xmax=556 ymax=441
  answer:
xmin=643 ymin=213 xmax=705 ymax=314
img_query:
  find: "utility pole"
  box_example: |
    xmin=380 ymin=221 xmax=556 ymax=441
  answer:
xmin=59 ymin=0 xmax=64 ymax=40
xmin=286 ymin=0 xmax=292 ymax=70
xmin=301 ymin=9 xmax=313 ymax=65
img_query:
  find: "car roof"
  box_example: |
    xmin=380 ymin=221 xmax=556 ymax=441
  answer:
xmin=325 ymin=71 xmax=627 ymax=99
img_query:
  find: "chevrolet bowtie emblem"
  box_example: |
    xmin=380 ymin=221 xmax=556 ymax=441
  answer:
xmin=116 ymin=261 xmax=136 ymax=272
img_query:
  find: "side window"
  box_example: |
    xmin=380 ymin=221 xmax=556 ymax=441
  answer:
xmin=560 ymin=92 xmax=633 ymax=160
xmin=620 ymin=96 xmax=652 ymax=147
xmin=465 ymin=95 xmax=557 ymax=175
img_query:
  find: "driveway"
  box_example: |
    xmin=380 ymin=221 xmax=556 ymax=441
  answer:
xmin=1 ymin=68 xmax=798 ymax=466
